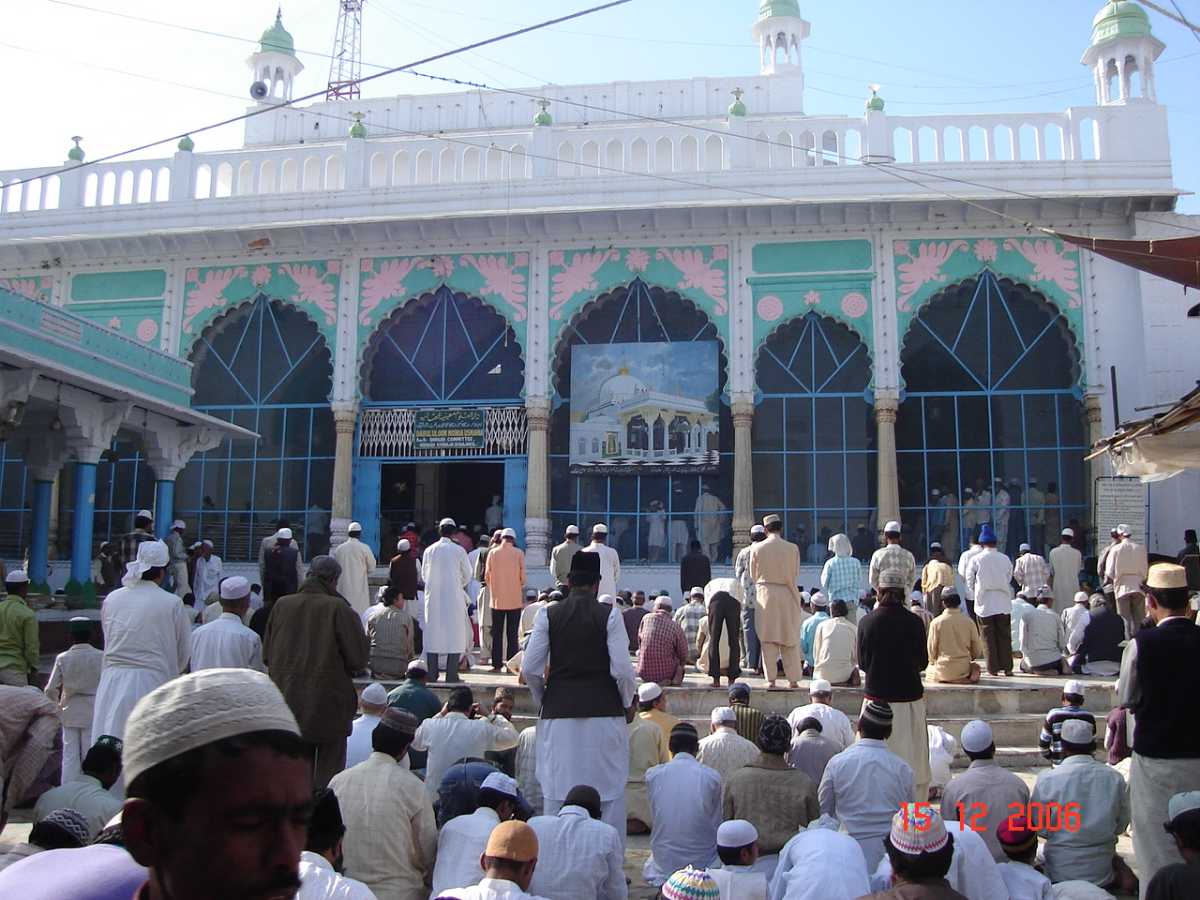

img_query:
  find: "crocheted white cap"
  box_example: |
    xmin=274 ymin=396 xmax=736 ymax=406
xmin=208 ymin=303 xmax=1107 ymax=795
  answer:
xmin=123 ymin=668 xmax=299 ymax=786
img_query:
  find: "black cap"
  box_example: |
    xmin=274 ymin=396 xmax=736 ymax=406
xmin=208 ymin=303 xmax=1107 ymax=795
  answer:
xmin=569 ymin=550 xmax=602 ymax=575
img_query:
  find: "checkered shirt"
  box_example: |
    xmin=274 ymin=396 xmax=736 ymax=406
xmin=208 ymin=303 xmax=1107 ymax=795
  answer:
xmin=119 ymin=529 xmax=156 ymax=566
xmin=868 ymin=543 xmax=918 ymax=592
xmin=673 ymin=600 xmax=707 ymax=656
xmin=636 ymin=610 xmax=689 ymax=684
xmin=1013 ymin=553 xmax=1052 ymax=592
xmin=822 ymin=556 xmax=863 ymax=603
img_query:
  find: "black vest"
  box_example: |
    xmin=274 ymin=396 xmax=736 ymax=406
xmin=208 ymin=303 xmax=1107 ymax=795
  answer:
xmin=1132 ymin=618 xmax=1200 ymax=758
xmin=540 ymin=588 xmax=625 ymax=720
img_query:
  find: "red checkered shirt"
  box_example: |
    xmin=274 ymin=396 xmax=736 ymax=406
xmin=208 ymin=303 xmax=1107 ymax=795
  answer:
xmin=636 ymin=610 xmax=688 ymax=684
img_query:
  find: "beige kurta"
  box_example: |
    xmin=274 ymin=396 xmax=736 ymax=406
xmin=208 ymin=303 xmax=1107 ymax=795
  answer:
xmin=748 ymin=534 xmax=804 ymax=646
xmin=626 ymin=717 xmax=666 ymax=826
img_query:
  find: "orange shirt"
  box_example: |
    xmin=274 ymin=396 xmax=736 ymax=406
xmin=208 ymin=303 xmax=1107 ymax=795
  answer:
xmin=484 ymin=541 xmax=526 ymax=611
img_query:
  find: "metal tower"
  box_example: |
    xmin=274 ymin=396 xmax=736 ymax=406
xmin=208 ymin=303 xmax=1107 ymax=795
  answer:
xmin=326 ymin=0 xmax=365 ymax=100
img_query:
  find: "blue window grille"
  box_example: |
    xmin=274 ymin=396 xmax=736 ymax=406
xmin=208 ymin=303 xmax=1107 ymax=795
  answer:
xmin=54 ymin=438 xmax=156 ymax=560
xmin=176 ymin=296 xmax=335 ymax=562
xmin=897 ymin=271 xmax=1086 ymax=561
xmin=549 ymin=279 xmax=733 ymax=566
xmin=752 ymin=312 xmax=877 ymax=562
xmin=0 ymin=442 xmax=31 ymax=559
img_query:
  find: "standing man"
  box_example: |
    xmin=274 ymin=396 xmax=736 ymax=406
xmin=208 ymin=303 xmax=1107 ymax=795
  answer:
xmin=822 ymin=533 xmax=864 ymax=623
xmin=484 ymin=528 xmax=526 ymax=673
xmin=258 ymin=519 xmax=291 ymax=584
xmin=1013 ymin=543 xmax=1050 ymax=597
xmin=190 ymin=576 xmax=264 ymax=671
xmin=549 ymin=525 xmax=581 ymax=586
xmin=191 ymin=540 xmax=223 ymax=606
xmin=1178 ymin=529 xmax=1200 ymax=590
xmin=164 ymin=520 xmax=190 ymax=598
xmin=858 ymin=569 xmax=930 ymax=802
xmin=748 ymin=514 xmax=805 ymax=689
xmin=920 ymin=543 xmax=955 ymax=618
xmin=1120 ymin=562 xmax=1200 ymax=895
xmin=523 ymin=550 xmax=637 ymax=839
xmin=623 ymin=590 xmax=650 ymax=654
xmin=940 ymin=488 xmax=960 ymax=560
xmin=422 ymin=517 xmax=473 ymax=683
xmin=1049 ymin=527 xmax=1084 ymax=614
xmin=679 ymin=541 xmax=711 ymax=599
xmin=389 ymin=539 xmax=420 ymax=601
xmin=474 ymin=530 xmax=502 ymax=661
xmin=704 ymin=582 xmax=742 ymax=688
xmin=264 ymin=555 xmax=369 ymax=788
xmin=43 ymin=617 xmax=103 ymax=784
xmin=965 ymin=524 xmax=1015 ymax=677
xmin=1027 ymin=478 xmax=1046 ymax=554
xmin=586 ymin=524 xmax=621 ymax=598
xmin=0 ymin=570 xmax=37 ymax=686
xmin=1107 ymin=524 xmax=1149 ymax=638
xmin=1097 ymin=527 xmax=1122 ymax=589
xmin=118 ymin=510 xmax=155 ymax=566
xmin=673 ymin=587 xmax=707 ymax=664
xmin=334 ymin=522 xmax=377 ymax=618
xmin=734 ymin=524 xmax=766 ymax=674
xmin=868 ymin=521 xmax=917 ymax=597
xmin=957 ymin=533 xmax=985 ymax=620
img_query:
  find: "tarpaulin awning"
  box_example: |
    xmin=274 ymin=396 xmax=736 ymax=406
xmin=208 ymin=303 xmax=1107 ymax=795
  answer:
xmin=1090 ymin=384 xmax=1200 ymax=482
xmin=1051 ymin=232 xmax=1200 ymax=291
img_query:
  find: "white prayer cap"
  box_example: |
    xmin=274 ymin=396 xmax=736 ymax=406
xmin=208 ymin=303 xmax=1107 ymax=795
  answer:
xmin=377 ymin=586 xmax=387 ymax=600
xmin=1060 ymin=719 xmax=1095 ymax=745
xmin=137 ymin=509 xmax=154 ymax=520
xmin=502 ymin=527 xmax=517 ymax=539
xmin=809 ymin=678 xmax=832 ymax=694
xmin=1074 ymin=591 xmax=1090 ymax=605
xmin=190 ymin=541 xmax=203 ymax=550
xmin=1118 ymin=523 xmax=1132 ymax=536
xmin=275 ymin=527 xmax=292 ymax=540
xmin=1061 ymin=528 xmax=1075 ymax=537
xmin=122 ymin=540 xmax=170 ymax=587
xmin=931 ymin=488 xmax=941 ymax=497
xmin=219 ymin=576 xmax=250 ymax=601
xmin=964 ymin=488 xmax=974 ymax=496
xmin=171 ymin=520 xmax=186 ymax=531
xmin=348 ymin=522 xmax=362 ymax=534
xmin=202 ymin=539 xmax=214 ymax=547
xmin=406 ymin=658 xmax=428 ymax=675
xmin=592 ymin=523 xmax=608 ymax=534
xmin=360 ymin=682 xmax=388 ymax=706
xmin=711 ymin=706 xmax=737 ymax=726
xmin=959 ymin=720 xmax=993 ymax=754
xmin=750 ymin=524 xmax=765 ymax=536
xmin=690 ymin=586 xmax=705 ymax=598
xmin=637 ymin=682 xmax=663 ymax=703
xmin=1019 ymin=543 xmax=1031 ymax=553
xmin=929 ymin=542 xmax=943 ymax=551
xmin=565 ymin=525 xmax=580 ymax=535
xmin=1168 ymin=791 xmax=1200 ymax=822
xmin=481 ymin=771 xmax=521 ymax=801
xmin=123 ymin=668 xmax=299 ymax=787
xmin=884 ymin=520 xmax=902 ymax=534
xmin=717 ymin=819 xmax=759 ymax=848
xmin=438 ymin=517 xmax=457 ymax=529
xmin=811 ymin=591 xmax=830 ymax=608
xmin=397 ymin=539 xmax=411 ymax=552
xmin=1063 ymin=680 xmax=1087 ymax=697
xmin=598 ymin=594 xmax=615 ymax=605
xmin=4 ymin=570 xmax=28 ymax=584
xmin=654 ymin=596 xmax=673 ymax=610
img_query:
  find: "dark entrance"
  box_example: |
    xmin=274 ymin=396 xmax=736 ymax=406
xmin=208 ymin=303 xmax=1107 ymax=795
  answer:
xmin=380 ymin=461 xmax=504 ymax=551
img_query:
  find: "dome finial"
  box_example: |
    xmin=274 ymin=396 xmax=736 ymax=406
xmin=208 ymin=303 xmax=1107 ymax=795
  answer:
xmin=67 ymin=136 xmax=84 ymax=163
xmin=728 ymin=87 xmax=747 ymax=117
xmin=866 ymin=83 xmax=885 ymax=112
xmin=349 ymin=112 xmax=366 ymax=139
xmin=534 ymin=99 xmax=553 ymax=126
xmin=177 ymin=134 xmax=195 ymax=152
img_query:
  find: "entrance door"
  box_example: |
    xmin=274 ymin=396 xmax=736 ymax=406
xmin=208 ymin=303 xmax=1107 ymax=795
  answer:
xmin=378 ymin=461 xmax=505 ymax=553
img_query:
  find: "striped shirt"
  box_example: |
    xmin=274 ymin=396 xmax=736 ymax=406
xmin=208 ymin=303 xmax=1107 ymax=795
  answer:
xmin=367 ymin=606 xmax=414 ymax=677
xmin=1038 ymin=704 xmax=1096 ymax=764
xmin=673 ymin=600 xmax=707 ymax=658
xmin=1013 ymin=553 xmax=1052 ymax=592
xmin=731 ymin=701 xmax=765 ymax=745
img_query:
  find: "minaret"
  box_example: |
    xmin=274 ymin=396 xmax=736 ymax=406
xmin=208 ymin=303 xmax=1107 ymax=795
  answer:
xmin=247 ymin=8 xmax=304 ymax=104
xmin=752 ymin=0 xmax=811 ymax=77
xmin=1081 ymin=1 xmax=1164 ymax=104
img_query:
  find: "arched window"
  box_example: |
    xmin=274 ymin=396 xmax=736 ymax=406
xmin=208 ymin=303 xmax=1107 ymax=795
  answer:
xmin=360 ymin=286 xmax=524 ymax=403
xmin=753 ymin=312 xmax=875 ymax=558
xmin=177 ymin=297 xmax=335 ymax=560
xmin=896 ymin=272 xmax=1085 ymax=561
xmin=549 ymin=278 xmax=732 ymax=564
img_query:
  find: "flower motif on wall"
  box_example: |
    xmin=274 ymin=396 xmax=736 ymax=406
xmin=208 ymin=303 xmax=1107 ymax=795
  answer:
xmin=326 ymin=260 xmax=341 ymax=276
xmin=360 ymin=258 xmax=424 ymax=326
xmin=0 ymin=278 xmax=46 ymax=302
xmin=1003 ymin=239 xmax=1082 ymax=307
xmin=625 ymin=248 xmax=650 ymax=272
xmin=756 ymin=294 xmax=784 ymax=322
xmin=893 ymin=241 xmax=913 ymax=259
xmin=250 ymin=265 xmax=272 ymax=287
xmin=896 ymin=241 xmax=969 ymax=311
xmin=803 ymin=290 xmax=821 ymax=306
xmin=182 ymin=266 xmax=247 ymax=333
xmin=973 ymin=239 xmax=998 ymax=263
xmin=549 ymin=249 xmax=619 ymax=319
xmin=460 ymin=254 xmax=528 ymax=321
xmin=136 ymin=319 xmax=159 ymax=342
xmin=107 ymin=316 xmax=122 ymax=330
xmin=841 ymin=292 xmax=869 ymax=320
xmin=360 ymin=258 xmax=374 ymax=273
xmin=280 ymin=263 xmax=337 ymax=325
xmin=712 ymin=245 xmax=729 ymax=261
xmin=430 ymin=256 xmax=455 ymax=279
xmin=185 ymin=268 xmax=199 ymax=284
xmin=656 ymin=248 xmax=728 ymax=314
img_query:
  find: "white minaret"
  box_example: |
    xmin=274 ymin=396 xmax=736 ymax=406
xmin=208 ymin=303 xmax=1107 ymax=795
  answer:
xmin=247 ymin=8 xmax=304 ymax=104
xmin=1081 ymin=1 xmax=1164 ymax=104
xmin=752 ymin=0 xmax=811 ymax=78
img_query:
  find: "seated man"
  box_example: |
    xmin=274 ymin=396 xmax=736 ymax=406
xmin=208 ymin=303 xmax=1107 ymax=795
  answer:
xmin=697 ymin=706 xmax=759 ymax=784
xmin=787 ymin=679 xmax=854 ymax=750
xmin=527 ymin=785 xmax=625 ymax=900
xmin=432 ymin=772 xmax=523 ymax=897
xmin=297 ymin=789 xmax=376 ymax=900
xmin=1037 ymin=680 xmax=1096 ymax=765
xmin=787 ymin=716 xmax=840 ymax=787
xmin=31 ymin=739 xmax=122 ymax=839
xmin=366 ymin=585 xmax=414 ymax=679
xmin=926 ymin=591 xmax=984 ymax=684
xmin=1031 ymin=719 xmax=1135 ymax=892
xmin=1018 ymin=591 xmax=1065 ymax=674
xmin=812 ymin=600 xmax=860 ymax=687
xmin=345 ymin=682 xmax=389 ymax=770
xmin=939 ymin=720 xmax=1029 ymax=863
xmin=412 ymin=685 xmax=519 ymax=800
xmin=643 ymin=723 xmax=722 ymax=886
xmin=861 ymin=809 xmax=960 ymax=900
xmin=1145 ymin=792 xmax=1200 ymax=900
xmin=636 ymin=682 xmax=680 ymax=763
xmin=709 ymin=820 xmax=768 ymax=900
xmin=626 ymin=712 xmax=666 ymax=835
xmin=994 ymin=816 xmax=1052 ymax=900
xmin=636 ymin=597 xmax=689 ymax=686
xmin=771 ymin=826 xmax=872 ymax=900
xmin=437 ymin=820 xmax=547 ymax=900
xmin=1072 ymin=594 xmax=1124 ymax=676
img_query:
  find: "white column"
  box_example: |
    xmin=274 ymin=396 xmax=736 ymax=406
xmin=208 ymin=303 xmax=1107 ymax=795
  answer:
xmin=874 ymin=391 xmax=901 ymax=532
xmin=139 ymin=420 xmax=224 ymax=483
xmin=330 ymin=402 xmax=358 ymax=548
xmin=731 ymin=393 xmax=756 ymax=556
xmin=525 ymin=396 xmax=551 ymax=567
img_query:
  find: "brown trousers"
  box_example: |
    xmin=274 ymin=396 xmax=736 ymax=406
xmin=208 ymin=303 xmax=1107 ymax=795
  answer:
xmin=979 ymin=614 xmax=1013 ymax=675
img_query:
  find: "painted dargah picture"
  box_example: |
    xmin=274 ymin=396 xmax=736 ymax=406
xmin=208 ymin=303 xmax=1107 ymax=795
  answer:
xmin=569 ymin=341 xmax=721 ymax=474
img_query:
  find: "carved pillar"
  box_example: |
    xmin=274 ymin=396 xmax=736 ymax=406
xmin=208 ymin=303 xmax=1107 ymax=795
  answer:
xmin=139 ymin=421 xmax=224 ymax=538
xmin=524 ymin=397 xmax=552 ymax=567
xmin=874 ymin=392 xmax=901 ymax=533
xmin=330 ymin=402 xmax=358 ymax=549
xmin=732 ymin=394 xmax=756 ymax=556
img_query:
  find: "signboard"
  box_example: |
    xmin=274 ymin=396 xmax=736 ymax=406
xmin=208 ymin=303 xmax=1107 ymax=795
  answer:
xmin=569 ymin=340 xmax=720 ymax=475
xmin=412 ymin=408 xmax=487 ymax=451
xmin=1094 ymin=476 xmax=1148 ymax=546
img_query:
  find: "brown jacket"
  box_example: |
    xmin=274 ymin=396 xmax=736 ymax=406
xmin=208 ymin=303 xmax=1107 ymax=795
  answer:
xmin=721 ymin=753 xmax=819 ymax=852
xmin=927 ymin=608 xmax=984 ymax=683
xmin=264 ymin=575 xmax=369 ymax=742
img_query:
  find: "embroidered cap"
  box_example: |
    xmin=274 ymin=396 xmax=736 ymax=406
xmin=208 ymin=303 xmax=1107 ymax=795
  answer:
xmin=662 ymin=866 xmax=720 ymax=900
xmin=888 ymin=806 xmax=950 ymax=855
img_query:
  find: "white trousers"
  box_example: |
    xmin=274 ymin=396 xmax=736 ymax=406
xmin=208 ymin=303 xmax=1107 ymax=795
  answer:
xmin=61 ymin=725 xmax=92 ymax=785
xmin=171 ymin=561 xmax=191 ymax=598
xmin=1132 ymin=753 xmax=1200 ymax=899
xmin=543 ymin=793 xmax=627 ymax=854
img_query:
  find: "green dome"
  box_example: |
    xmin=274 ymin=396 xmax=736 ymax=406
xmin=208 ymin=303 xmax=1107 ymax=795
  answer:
xmin=260 ymin=9 xmax=296 ymax=56
xmin=67 ymin=136 xmax=84 ymax=162
xmin=1092 ymin=1 xmax=1152 ymax=44
xmin=177 ymin=135 xmax=194 ymax=152
xmin=759 ymin=0 xmax=801 ymax=18
xmin=349 ymin=113 xmax=366 ymax=139
xmin=728 ymin=88 xmax=747 ymax=117
xmin=866 ymin=88 xmax=885 ymax=112
xmin=533 ymin=100 xmax=552 ymax=127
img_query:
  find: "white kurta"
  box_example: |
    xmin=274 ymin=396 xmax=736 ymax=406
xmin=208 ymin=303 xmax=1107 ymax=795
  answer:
xmin=335 ymin=537 xmax=378 ymax=617
xmin=421 ymin=538 xmax=473 ymax=655
xmin=1049 ymin=544 xmax=1084 ymax=613
xmin=769 ymin=828 xmax=871 ymax=900
xmin=92 ymin=581 xmax=192 ymax=740
xmin=190 ymin=612 xmax=264 ymax=671
xmin=585 ymin=542 xmax=621 ymax=598
xmin=191 ymin=554 xmax=223 ymax=603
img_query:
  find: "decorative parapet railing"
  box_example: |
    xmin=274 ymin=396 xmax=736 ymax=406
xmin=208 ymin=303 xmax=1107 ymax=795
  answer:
xmin=0 ymin=104 xmax=1169 ymax=220
xmin=0 ymin=287 xmax=192 ymax=406
xmin=359 ymin=405 xmax=527 ymax=459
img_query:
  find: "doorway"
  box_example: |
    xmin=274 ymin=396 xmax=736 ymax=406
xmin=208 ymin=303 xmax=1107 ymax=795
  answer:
xmin=380 ymin=461 xmax=504 ymax=550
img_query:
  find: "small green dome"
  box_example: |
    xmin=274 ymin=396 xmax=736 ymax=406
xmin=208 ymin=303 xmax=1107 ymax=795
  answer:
xmin=759 ymin=0 xmax=801 ymax=18
xmin=260 ymin=9 xmax=296 ymax=56
xmin=177 ymin=135 xmax=195 ymax=152
xmin=728 ymin=88 xmax=747 ymax=117
xmin=866 ymin=86 xmax=885 ymax=112
xmin=533 ymin=100 xmax=552 ymax=127
xmin=1092 ymin=1 xmax=1152 ymax=44
xmin=349 ymin=113 xmax=366 ymax=139
xmin=67 ymin=136 xmax=84 ymax=162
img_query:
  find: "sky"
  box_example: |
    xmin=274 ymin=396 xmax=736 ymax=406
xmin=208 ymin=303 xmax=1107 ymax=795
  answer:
xmin=3 ymin=0 xmax=1199 ymax=211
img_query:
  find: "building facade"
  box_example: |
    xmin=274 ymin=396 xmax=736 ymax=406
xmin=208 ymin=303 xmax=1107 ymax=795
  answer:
xmin=0 ymin=1 xmax=1195 ymax=584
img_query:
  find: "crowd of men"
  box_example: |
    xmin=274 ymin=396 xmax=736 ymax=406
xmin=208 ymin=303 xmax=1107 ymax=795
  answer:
xmin=2 ymin=507 xmax=1200 ymax=900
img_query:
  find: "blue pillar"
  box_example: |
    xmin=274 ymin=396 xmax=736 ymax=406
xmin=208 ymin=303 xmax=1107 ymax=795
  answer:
xmin=29 ymin=479 xmax=53 ymax=585
xmin=503 ymin=457 xmax=528 ymax=548
xmin=70 ymin=462 xmax=98 ymax=584
xmin=353 ymin=459 xmax=382 ymax=558
xmin=154 ymin=480 xmax=175 ymax=539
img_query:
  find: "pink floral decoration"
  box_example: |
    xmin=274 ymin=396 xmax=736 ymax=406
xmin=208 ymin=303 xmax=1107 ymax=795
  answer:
xmin=656 ymin=248 xmax=728 ymax=314
xmin=973 ymin=239 xmax=998 ymax=263
xmin=326 ymin=260 xmax=341 ymax=275
xmin=712 ymin=245 xmax=729 ymax=261
xmin=250 ymin=265 xmax=272 ymax=287
xmin=893 ymin=241 xmax=912 ymax=259
xmin=182 ymin=267 xmax=247 ymax=332
xmin=804 ymin=290 xmax=821 ymax=306
xmin=359 ymin=258 xmax=424 ymax=326
xmin=549 ymin=249 xmax=619 ymax=319
xmin=360 ymin=258 xmax=374 ymax=273
xmin=1002 ymin=239 xmax=1082 ymax=307
xmin=896 ymin=241 xmax=968 ymax=311
xmin=280 ymin=263 xmax=337 ymax=325
xmin=625 ymin=248 xmax=650 ymax=272
xmin=107 ymin=316 xmax=122 ymax=330
xmin=513 ymin=252 xmax=529 ymax=267
xmin=136 ymin=318 xmax=159 ymax=342
xmin=757 ymin=295 xmax=784 ymax=322
xmin=0 ymin=278 xmax=45 ymax=302
xmin=185 ymin=268 xmax=199 ymax=284
xmin=461 ymin=254 xmax=528 ymax=321
xmin=39 ymin=276 xmax=52 ymax=289
xmin=841 ymin=292 xmax=869 ymax=320
xmin=431 ymin=256 xmax=455 ymax=279
xmin=548 ymin=250 xmax=566 ymax=267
